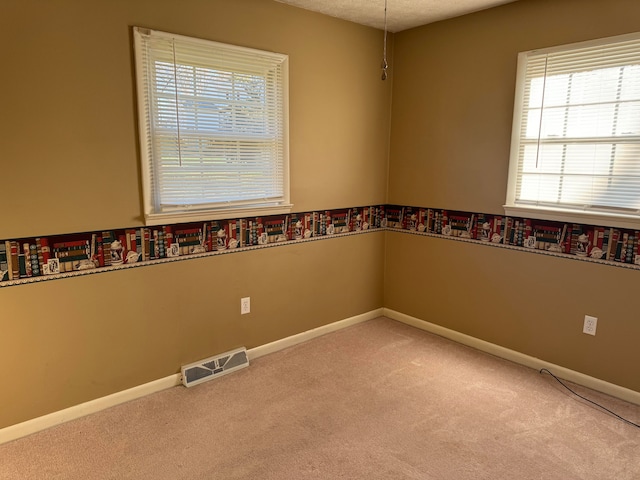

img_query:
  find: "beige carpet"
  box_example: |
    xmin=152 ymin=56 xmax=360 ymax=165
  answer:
xmin=1 ymin=317 xmax=638 ymax=479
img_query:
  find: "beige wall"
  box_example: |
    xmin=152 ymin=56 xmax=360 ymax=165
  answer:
xmin=386 ymin=0 xmax=640 ymax=392
xmin=1 ymin=0 xmax=390 ymax=238
xmin=4 ymin=0 xmax=640 ymax=431
xmin=0 ymin=0 xmax=389 ymax=428
xmin=2 ymin=234 xmax=384 ymax=427
xmin=384 ymin=233 xmax=640 ymax=391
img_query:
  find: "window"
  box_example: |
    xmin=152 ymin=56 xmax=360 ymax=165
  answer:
xmin=133 ymin=27 xmax=290 ymax=225
xmin=506 ymin=32 xmax=640 ymax=229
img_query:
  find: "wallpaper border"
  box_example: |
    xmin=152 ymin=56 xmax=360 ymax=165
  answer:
xmin=385 ymin=204 xmax=640 ymax=272
xmin=2 ymin=203 xmax=639 ymax=289
xmin=0 ymin=207 xmax=384 ymax=288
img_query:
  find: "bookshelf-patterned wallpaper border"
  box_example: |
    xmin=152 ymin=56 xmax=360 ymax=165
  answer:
xmin=0 ymin=207 xmax=385 ymax=288
xmin=385 ymin=205 xmax=640 ymax=271
xmin=2 ymin=204 xmax=639 ymax=288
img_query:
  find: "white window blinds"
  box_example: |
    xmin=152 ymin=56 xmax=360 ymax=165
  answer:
xmin=506 ymin=32 xmax=640 ymax=227
xmin=134 ymin=27 xmax=290 ymax=224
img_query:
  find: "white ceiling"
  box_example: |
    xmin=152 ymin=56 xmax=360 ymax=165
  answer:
xmin=276 ymin=0 xmax=520 ymax=32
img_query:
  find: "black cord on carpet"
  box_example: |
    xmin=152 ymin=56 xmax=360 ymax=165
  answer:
xmin=539 ymin=368 xmax=640 ymax=429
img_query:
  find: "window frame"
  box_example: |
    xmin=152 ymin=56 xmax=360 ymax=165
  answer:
xmin=505 ymin=32 xmax=640 ymax=230
xmin=133 ymin=27 xmax=292 ymax=226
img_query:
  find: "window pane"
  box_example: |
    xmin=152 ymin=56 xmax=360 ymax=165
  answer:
xmin=522 ymin=144 xmax=563 ymax=173
xmin=520 ymin=174 xmax=560 ymax=203
xmin=560 ymin=175 xmax=593 ymax=205
xmin=566 ymin=104 xmax=616 ymax=137
xmin=564 ymin=144 xmax=612 ymax=175
xmin=613 ymin=143 xmax=640 ymax=176
xmin=540 ymin=106 xmax=567 ymax=138
xmin=534 ymin=74 xmax=570 ymax=107
xmin=619 ymin=65 xmax=640 ymax=100
xmin=589 ymin=176 xmax=640 ymax=209
xmin=527 ymin=77 xmax=544 ymax=109
xmin=525 ymin=108 xmax=541 ymax=138
xmin=616 ymin=102 xmax=640 ymax=135
xmin=569 ymin=67 xmax=620 ymax=105
xmin=546 ymin=74 xmax=570 ymax=106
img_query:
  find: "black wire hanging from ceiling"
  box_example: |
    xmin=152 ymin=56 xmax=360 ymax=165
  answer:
xmin=381 ymin=0 xmax=389 ymax=80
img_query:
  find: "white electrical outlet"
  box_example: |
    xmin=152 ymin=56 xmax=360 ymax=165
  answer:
xmin=241 ymin=297 xmax=251 ymax=315
xmin=583 ymin=315 xmax=597 ymax=335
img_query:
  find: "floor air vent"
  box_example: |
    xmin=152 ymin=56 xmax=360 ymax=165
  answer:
xmin=181 ymin=347 xmax=249 ymax=387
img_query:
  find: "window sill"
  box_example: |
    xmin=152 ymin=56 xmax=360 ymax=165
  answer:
xmin=503 ymin=205 xmax=640 ymax=230
xmin=145 ymin=204 xmax=294 ymax=226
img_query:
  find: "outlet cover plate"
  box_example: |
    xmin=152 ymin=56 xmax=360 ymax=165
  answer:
xmin=583 ymin=315 xmax=597 ymax=335
xmin=241 ymin=297 xmax=250 ymax=315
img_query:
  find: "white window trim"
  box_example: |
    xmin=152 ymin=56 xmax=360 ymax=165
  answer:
xmin=144 ymin=203 xmax=294 ymax=226
xmin=133 ymin=27 xmax=292 ymax=226
xmin=503 ymin=204 xmax=640 ymax=231
xmin=505 ymin=32 xmax=640 ymax=230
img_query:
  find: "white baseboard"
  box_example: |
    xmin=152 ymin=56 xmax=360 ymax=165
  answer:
xmin=384 ymin=308 xmax=640 ymax=407
xmin=0 ymin=308 xmax=384 ymax=446
xmin=247 ymin=308 xmax=384 ymax=360
xmin=0 ymin=374 xmax=182 ymax=446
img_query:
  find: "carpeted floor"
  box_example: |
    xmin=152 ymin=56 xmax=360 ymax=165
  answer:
xmin=1 ymin=317 xmax=638 ymax=479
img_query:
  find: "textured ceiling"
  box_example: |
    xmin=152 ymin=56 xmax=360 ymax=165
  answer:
xmin=276 ymin=0 xmax=519 ymax=32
